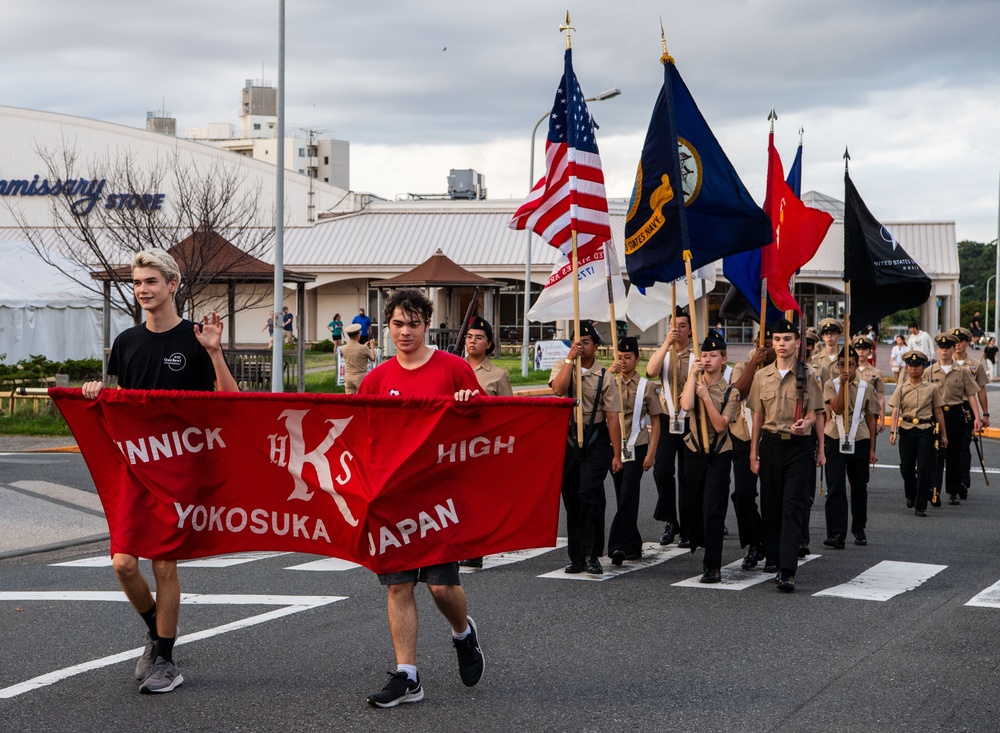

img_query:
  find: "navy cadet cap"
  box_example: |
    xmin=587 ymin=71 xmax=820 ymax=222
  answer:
xmin=934 ymin=332 xmax=958 ymax=348
xmin=903 ymin=349 xmax=929 ymax=366
xmin=701 ymin=331 xmax=727 ymax=352
xmin=837 ymin=346 xmax=860 ymax=363
xmin=805 ymin=327 xmax=819 ymax=345
xmin=578 ymin=321 xmax=602 ymax=344
xmin=617 ymin=336 xmax=639 ymax=355
xmin=467 ymin=315 xmax=494 ymax=353
xmin=951 ymin=327 xmax=973 ymax=342
xmin=818 ymin=318 xmax=843 ymax=334
xmin=852 ymin=334 xmax=874 ymax=350
xmin=771 ymin=318 xmax=799 ymax=337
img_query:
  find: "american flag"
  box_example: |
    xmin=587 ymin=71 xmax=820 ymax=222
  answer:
xmin=508 ymin=49 xmax=612 ymax=256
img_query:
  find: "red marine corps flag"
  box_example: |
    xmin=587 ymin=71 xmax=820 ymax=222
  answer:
xmin=51 ymin=390 xmax=572 ymax=574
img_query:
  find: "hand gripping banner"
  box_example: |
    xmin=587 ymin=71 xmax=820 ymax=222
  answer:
xmin=51 ymin=389 xmax=573 ymax=574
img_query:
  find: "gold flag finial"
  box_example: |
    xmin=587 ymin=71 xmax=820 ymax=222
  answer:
xmin=659 ymin=17 xmax=675 ymax=65
xmin=559 ymin=11 xmax=575 ymax=49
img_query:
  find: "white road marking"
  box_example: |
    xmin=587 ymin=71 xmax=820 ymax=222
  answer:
xmin=537 ymin=543 xmax=687 ymax=581
xmin=50 ymin=556 xmax=114 ymax=567
xmin=459 ymin=538 xmax=569 ymax=573
xmin=673 ymin=554 xmax=820 ymax=590
xmin=813 ymin=560 xmax=946 ymax=601
xmin=0 ymin=592 xmax=346 ymax=699
xmin=285 ymin=557 xmax=362 ymax=571
xmin=178 ymin=552 xmax=291 ymax=568
xmin=964 ymin=580 xmax=1000 ymax=608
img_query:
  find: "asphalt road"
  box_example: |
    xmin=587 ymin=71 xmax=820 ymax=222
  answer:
xmin=3 ymin=438 xmax=1000 ymax=732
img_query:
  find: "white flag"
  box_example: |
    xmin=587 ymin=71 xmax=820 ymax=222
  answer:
xmin=528 ymin=241 xmax=626 ymax=323
xmin=625 ymin=265 xmax=718 ymax=332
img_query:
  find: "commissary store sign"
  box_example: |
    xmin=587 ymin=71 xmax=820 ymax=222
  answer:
xmin=0 ymin=173 xmax=165 ymax=216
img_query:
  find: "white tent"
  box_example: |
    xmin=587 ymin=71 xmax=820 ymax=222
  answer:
xmin=0 ymin=240 xmax=132 ymax=363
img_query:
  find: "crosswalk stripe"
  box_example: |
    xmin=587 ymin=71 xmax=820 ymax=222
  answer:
xmin=50 ymin=556 xmax=113 ymax=567
xmin=673 ymin=554 xmax=820 ymax=590
xmin=965 ymin=580 xmax=1000 ymax=608
xmin=537 ymin=543 xmax=687 ymax=581
xmin=178 ymin=552 xmax=292 ymax=568
xmin=459 ymin=538 xmax=569 ymax=572
xmin=813 ymin=560 xmax=946 ymax=601
xmin=285 ymin=557 xmax=362 ymax=572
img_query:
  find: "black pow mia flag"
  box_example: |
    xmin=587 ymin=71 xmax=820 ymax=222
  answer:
xmin=844 ymin=172 xmax=932 ymax=333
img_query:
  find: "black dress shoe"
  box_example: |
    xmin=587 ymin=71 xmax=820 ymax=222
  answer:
xmin=776 ymin=572 xmax=796 ymax=593
xmin=659 ymin=522 xmax=676 ymax=546
xmin=959 ymin=484 xmax=969 ymax=500
xmin=798 ymin=544 xmax=811 ymax=558
xmin=459 ymin=557 xmax=483 ymax=568
xmin=915 ymin=509 xmax=928 ymax=517
xmin=677 ymin=537 xmax=691 ymax=549
xmin=700 ymin=568 xmax=722 ymax=584
xmin=948 ymin=494 xmax=961 ymax=505
xmin=624 ymin=551 xmax=643 ymax=561
xmin=741 ymin=546 xmax=761 ymax=571
xmin=931 ymin=494 xmax=942 ymax=507
xmin=854 ymin=531 xmax=867 ymax=546
xmin=906 ymin=499 xmax=915 ymax=509
xmin=564 ymin=561 xmax=585 ymax=574
xmin=763 ymin=560 xmax=778 ymax=574
xmin=610 ymin=549 xmax=626 ymax=566
xmin=585 ymin=557 xmax=604 ymax=575
xmin=823 ymin=534 xmax=845 ymax=550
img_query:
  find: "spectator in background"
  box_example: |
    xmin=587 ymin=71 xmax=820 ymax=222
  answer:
xmin=282 ymin=307 xmax=294 ymax=344
xmin=353 ymin=307 xmax=373 ymax=344
xmin=890 ymin=334 xmax=907 ymax=382
xmin=262 ymin=310 xmax=275 ymax=349
xmin=984 ymin=337 xmax=998 ymax=381
xmin=328 ymin=313 xmax=344 ymax=349
xmin=970 ymin=311 xmax=984 ymax=347
xmin=906 ymin=322 xmax=934 ymax=364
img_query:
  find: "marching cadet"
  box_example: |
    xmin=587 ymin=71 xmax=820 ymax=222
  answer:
xmin=805 ymin=327 xmax=820 ymax=360
xmin=927 ymin=332 xmax=982 ymax=506
xmin=952 ymin=326 xmax=990 ymax=500
xmin=821 ymin=348 xmax=879 ymax=548
xmin=459 ymin=315 xmax=513 ymax=569
xmin=852 ymin=334 xmax=886 ymax=431
xmin=607 ymin=337 xmax=662 ymax=566
xmin=888 ymin=350 xmax=946 ymax=516
xmin=810 ymin=318 xmax=844 ymax=384
xmin=748 ymin=319 xmax=825 ymax=593
xmin=728 ymin=325 xmax=775 ymax=570
xmin=645 ymin=306 xmax=694 ymax=547
xmin=680 ymin=331 xmax=740 ymax=583
xmin=550 ymin=322 xmax=622 ymax=575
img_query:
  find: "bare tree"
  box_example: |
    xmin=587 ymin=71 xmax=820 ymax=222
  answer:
xmin=11 ymin=145 xmax=276 ymax=322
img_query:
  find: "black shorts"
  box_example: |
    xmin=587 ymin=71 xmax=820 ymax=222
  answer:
xmin=377 ymin=561 xmax=462 ymax=587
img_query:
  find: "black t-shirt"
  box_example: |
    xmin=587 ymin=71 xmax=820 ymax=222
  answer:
xmin=108 ymin=319 xmax=218 ymax=391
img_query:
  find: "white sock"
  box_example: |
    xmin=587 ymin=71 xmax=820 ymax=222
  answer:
xmin=452 ymin=625 xmax=471 ymax=641
xmin=397 ymin=664 xmax=418 ymax=682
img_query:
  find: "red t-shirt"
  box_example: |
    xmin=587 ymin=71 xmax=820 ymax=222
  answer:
xmin=359 ymin=348 xmax=479 ymax=397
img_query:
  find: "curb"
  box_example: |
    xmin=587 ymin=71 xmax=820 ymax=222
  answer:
xmin=0 ymin=533 xmax=109 ymax=561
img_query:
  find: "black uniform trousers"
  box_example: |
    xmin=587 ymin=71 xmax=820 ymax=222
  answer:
xmin=730 ymin=436 xmax=763 ymax=551
xmin=653 ymin=415 xmax=688 ymax=536
xmin=684 ymin=447 xmax=732 ymax=571
xmin=898 ymin=426 xmax=935 ymax=512
xmin=608 ymin=443 xmax=648 ymax=557
xmin=561 ymin=423 xmax=613 ymax=564
xmin=959 ymin=401 xmax=973 ymax=497
xmin=799 ymin=432 xmax=818 ymax=547
xmin=758 ymin=431 xmax=813 ymax=574
xmin=935 ymin=406 xmax=966 ymax=496
xmin=824 ymin=437 xmax=870 ymax=538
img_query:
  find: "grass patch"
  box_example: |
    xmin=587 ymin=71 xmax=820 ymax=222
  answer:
xmin=0 ymin=406 xmax=72 ymax=436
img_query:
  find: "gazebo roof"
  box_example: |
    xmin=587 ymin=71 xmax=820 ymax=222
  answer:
xmin=377 ymin=248 xmax=502 ymax=288
xmin=92 ymin=229 xmax=314 ymax=283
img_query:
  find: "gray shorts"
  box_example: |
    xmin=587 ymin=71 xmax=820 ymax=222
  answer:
xmin=377 ymin=561 xmax=462 ymax=586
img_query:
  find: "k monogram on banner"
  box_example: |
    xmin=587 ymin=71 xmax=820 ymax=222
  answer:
xmin=52 ymin=389 xmax=572 ymax=574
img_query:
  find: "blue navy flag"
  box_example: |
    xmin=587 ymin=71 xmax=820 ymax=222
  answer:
xmin=720 ymin=248 xmax=785 ymax=324
xmin=625 ymin=56 xmax=771 ymax=289
xmin=844 ymin=172 xmax=931 ymax=332
xmin=786 ymin=141 xmax=802 ymax=197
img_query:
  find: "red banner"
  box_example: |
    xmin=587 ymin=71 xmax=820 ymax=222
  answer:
xmin=51 ymin=389 xmax=572 ymax=574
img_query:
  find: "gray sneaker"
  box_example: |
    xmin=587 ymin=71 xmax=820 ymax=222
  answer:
xmin=134 ymin=633 xmax=156 ymax=681
xmin=139 ymin=656 xmax=183 ymax=694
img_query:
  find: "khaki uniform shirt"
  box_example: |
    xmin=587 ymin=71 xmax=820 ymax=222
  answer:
xmin=747 ymin=361 xmax=825 ymax=434
xmin=956 ymin=357 xmax=988 ymax=391
xmin=342 ymin=339 xmax=373 ymax=377
xmin=469 ymin=357 xmax=513 ymax=397
xmin=822 ymin=377 xmax=880 ymax=442
xmin=549 ymin=362 xmax=622 ymax=425
xmin=656 ymin=343 xmax=693 ymax=417
xmin=618 ymin=371 xmax=663 ymax=447
xmin=856 ymin=364 xmax=886 ymax=397
xmin=729 ymin=360 xmax=753 ymax=442
xmin=926 ymin=362 xmax=980 ymax=406
xmin=888 ymin=378 xmax=943 ymax=431
xmin=683 ymin=378 xmax=740 ymax=453
xmin=809 ymin=351 xmax=840 ymax=385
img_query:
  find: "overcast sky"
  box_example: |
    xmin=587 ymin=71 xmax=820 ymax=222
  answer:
xmin=5 ymin=1 xmax=1000 ymax=243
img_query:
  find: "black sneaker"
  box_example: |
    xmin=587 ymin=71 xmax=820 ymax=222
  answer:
xmin=453 ymin=616 xmax=484 ymax=687
xmin=367 ymin=671 xmax=424 ymax=708
xmin=459 ymin=558 xmax=483 ymax=569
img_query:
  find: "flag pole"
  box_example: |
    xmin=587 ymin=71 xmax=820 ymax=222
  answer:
xmin=759 ymin=277 xmax=767 ymax=347
xmin=843 ymin=148 xmax=853 ymax=446
xmin=561 ymin=13 xmax=584 ymax=447
xmin=603 ymin=241 xmax=627 ymax=454
xmin=671 ymin=281 xmax=679 ymax=428
xmin=684 ymin=250 xmax=710 ymax=453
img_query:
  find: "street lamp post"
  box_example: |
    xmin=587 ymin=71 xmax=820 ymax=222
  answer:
xmin=986 ymin=274 xmax=996 ymax=336
xmin=520 ymin=87 xmax=622 ymax=377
